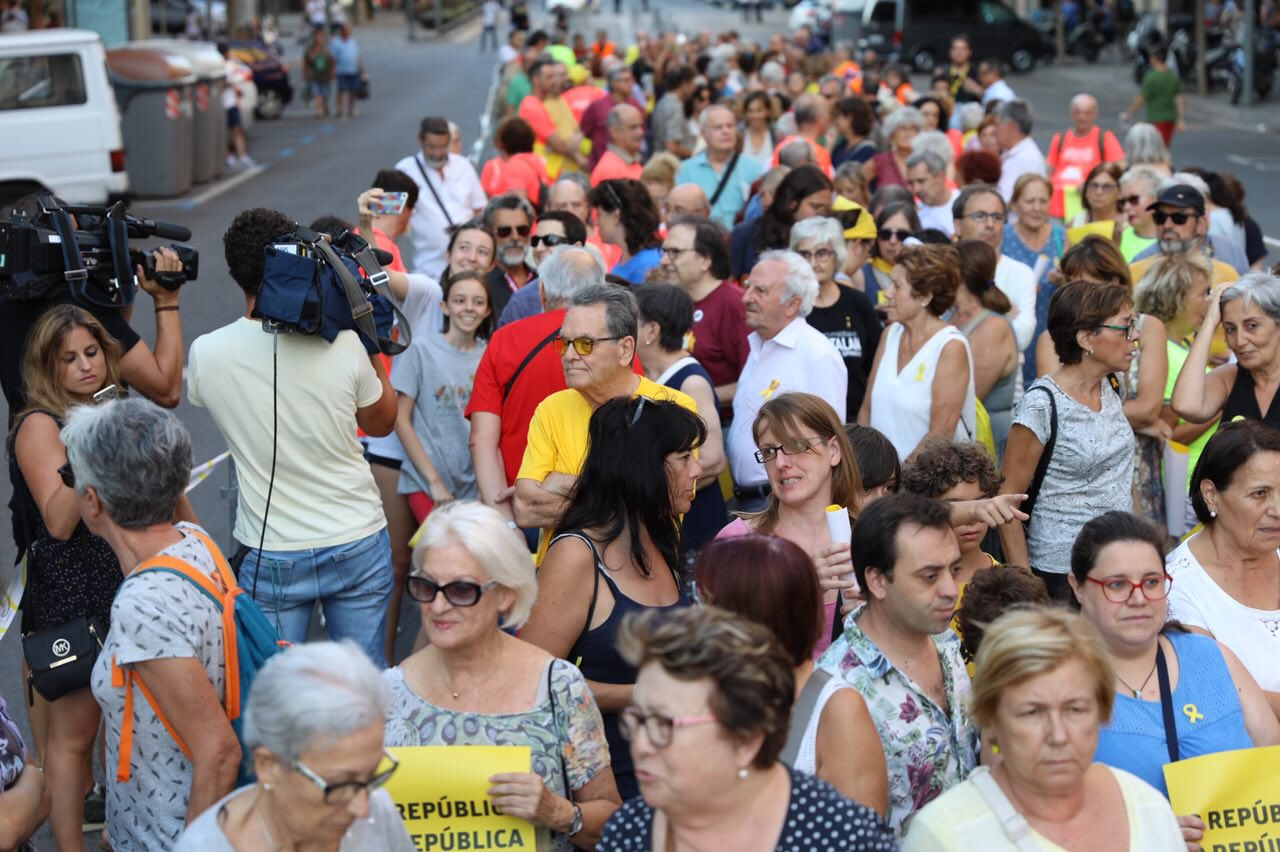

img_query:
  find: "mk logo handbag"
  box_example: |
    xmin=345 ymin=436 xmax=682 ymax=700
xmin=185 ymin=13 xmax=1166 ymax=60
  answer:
xmin=23 ymin=616 xmax=106 ymax=704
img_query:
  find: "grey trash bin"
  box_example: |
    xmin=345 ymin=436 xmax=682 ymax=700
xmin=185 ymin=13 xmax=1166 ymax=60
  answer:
xmin=106 ymin=47 xmax=196 ymax=197
xmin=133 ymin=40 xmax=226 ymax=184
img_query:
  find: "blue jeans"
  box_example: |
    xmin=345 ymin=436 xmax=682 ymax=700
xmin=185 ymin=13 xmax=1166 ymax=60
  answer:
xmin=239 ymin=528 xmax=392 ymax=664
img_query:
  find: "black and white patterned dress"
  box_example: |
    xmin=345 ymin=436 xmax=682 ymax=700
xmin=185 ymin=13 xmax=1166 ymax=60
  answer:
xmin=596 ymin=766 xmax=897 ymax=851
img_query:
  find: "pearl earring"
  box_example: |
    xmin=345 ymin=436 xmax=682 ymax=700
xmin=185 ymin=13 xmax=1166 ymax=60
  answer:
xmin=737 ymin=767 xmax=749 ymax=779
xmin=262 ymin=782 xmax=271 ymax=791
xmin=1210 ymin=509 xmax=1217 ymax=518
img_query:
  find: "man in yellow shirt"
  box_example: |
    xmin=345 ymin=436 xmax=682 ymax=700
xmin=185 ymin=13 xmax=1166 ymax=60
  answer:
xmin=514 ymin=284 xmax=696 ymax=561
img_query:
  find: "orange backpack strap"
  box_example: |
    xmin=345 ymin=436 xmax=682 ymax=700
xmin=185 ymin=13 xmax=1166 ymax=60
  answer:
xmin=111 ymin=655 xmax=192 ymax=783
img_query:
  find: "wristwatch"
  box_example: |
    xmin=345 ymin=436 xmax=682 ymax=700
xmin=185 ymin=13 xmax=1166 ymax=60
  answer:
xmin=567 ymin=803 xmax=584 ymax=836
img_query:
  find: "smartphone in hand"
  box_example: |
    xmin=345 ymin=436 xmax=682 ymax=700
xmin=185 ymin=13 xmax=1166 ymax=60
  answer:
xmin=368 ymin=192 xmax=408 ymax=216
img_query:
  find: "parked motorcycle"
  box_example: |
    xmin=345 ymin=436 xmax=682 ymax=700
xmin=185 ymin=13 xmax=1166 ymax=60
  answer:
xmin=1036 ymin=15 xmax=1110 ymax=62
xmin=1228 ymin=26 xmax=1279 ymax=103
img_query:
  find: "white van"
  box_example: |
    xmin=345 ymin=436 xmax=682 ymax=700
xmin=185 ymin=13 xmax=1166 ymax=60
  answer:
xmin=0 ymin=29 xmax=129 ymax=208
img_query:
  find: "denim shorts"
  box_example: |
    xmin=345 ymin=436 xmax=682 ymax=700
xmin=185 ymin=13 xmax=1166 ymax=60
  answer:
xmin=336 ymin=73 xmax=361 ymax=93
xmin=308 ymin=79 xmax=331 ymax=99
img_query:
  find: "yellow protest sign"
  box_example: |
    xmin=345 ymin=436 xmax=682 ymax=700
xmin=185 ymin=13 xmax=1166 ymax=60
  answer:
xmin=1067 ymin=220 xmax=1117 ymax=245
xmin=1164 ymin=745 xmax=1280 ymax=850
xmin=385 ymin=745 xmax=536 ymax=852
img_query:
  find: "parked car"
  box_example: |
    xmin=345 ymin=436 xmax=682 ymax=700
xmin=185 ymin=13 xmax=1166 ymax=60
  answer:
xmin=837 ymin=0 xmax=1052 ymax=72
xmin=226 ymin=39 xmax=291 ymax=120
xmin=0 ymin=29 xmax=128 ymax=208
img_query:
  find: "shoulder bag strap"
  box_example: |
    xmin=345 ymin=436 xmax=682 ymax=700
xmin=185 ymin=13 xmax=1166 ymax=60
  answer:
xmin=413 ymin=155 xmax=456 ymax=229
xmin=708 ymin=150 xmax=741 ymax=208
xmin=1155 ymin=641 xmax=1180 ymax=764
xmin=503 ymin=327 xmax=560 ymax=402
xmin=1022 ymin=385 xmax=1058 ymax=518
xmin=546 ymin=659 xmax=573 ymax=800
xmin=968 ymin=767 xmax=1043 ymax=852
xmin=553 ymin=532 xmax=603 ymax=668
xmin=778 ymin=669 xmax=832 ymax=767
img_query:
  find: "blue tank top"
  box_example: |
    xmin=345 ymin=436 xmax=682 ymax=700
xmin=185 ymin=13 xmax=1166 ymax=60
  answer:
xmin=551 ymin=531 xmax=692 ymax=800
xmin=1093 ymin=631 xmax=1252 ymax=797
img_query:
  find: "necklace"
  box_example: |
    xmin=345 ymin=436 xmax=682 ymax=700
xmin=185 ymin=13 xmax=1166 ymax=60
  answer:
xmin=1114 ymin=652 xmax=1158 ymax=698
xmin=255 ymin=789 xmax=281 ymax=851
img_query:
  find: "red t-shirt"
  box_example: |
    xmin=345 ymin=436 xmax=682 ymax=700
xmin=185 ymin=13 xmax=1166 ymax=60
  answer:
xmin=690 ymin=281 xmax=750 ymax=391
xmin=1046 ymin=127 xmax=1125 ymax=218
xmin=480 ymin=152 xmax=548 ymax=201
xmin=589 ymin=150 xmax=643 ymax=187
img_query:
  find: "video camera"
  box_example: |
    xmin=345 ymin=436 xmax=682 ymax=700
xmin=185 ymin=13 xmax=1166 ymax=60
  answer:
xmin=254 ymin=224 xmax=411 ymax=357
xmin=0 ymin=192 xmax=197 ymax=308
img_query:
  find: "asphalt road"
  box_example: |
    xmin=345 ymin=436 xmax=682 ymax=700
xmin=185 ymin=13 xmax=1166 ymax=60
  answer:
xmin=3 ymin=1 xmax=1280 ymax=845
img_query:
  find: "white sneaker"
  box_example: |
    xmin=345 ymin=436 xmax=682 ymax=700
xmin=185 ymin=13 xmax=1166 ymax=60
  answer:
xmin=225 ymin=153 xmax=239 ymax=167
xmin=237 ymin=155 xmax=257 ymax=167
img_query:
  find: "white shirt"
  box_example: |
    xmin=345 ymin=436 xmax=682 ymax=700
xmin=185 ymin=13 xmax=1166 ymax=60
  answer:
xmin=917 ymin=189 xmax=959 ymax=237
xmin=394 ymin=151 xmax=486 ymax=278
xmin=997 ymin=136 xmax=1047 ymax=202
xmin=994 ymin=254 xmax=1037 ymax=353
xmin=482 ymin=0 xmax=499 ymax=25
xmin=188 ymin=319 xmax=387 ymax=550
xmin=728 ymin=317 xmax=847 ymax=487
xmin=981 ymin=78 xmax=1017 ymax=106
xmin=1166 ymin=535 xmax=1280 ymax=692
xmin=869 ymin=323 xmax=976 ymax=460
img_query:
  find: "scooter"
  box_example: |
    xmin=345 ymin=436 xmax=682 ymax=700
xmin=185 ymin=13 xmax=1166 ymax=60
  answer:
xmin=1228 ymin=27 xmax=1278 ymax=103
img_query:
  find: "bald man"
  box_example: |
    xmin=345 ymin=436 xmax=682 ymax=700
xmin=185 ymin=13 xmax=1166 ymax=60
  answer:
xmin=665 ymin=183 xmax=711 ymax=222
xmin=1046 ymin=93 xmax=1125 ymax=219
xmin=589 ymin=103 xmax=645 ymax=187
xmin=675 ymin=103 xmax=762 ymax=228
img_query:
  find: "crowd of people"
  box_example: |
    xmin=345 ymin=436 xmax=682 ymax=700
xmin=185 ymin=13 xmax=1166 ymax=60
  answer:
xmin=3 ymin=7 xmax=1280 ymax=852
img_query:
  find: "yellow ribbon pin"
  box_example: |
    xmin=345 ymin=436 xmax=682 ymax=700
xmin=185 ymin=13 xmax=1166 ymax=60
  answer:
xmin=1182 ymin=703 xmax=1204 ymax=723
xmin=913 ymin=362 xmax=926 ymax=382
xmin=760 ymin=379 xmax=781 ymax=400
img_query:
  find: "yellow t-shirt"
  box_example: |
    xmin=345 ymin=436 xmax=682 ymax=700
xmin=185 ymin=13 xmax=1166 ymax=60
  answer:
xmin=1129 ymin=255 xmax=1237 ymax=287
xmin=517 ymin=377 xmax=697 ymax=562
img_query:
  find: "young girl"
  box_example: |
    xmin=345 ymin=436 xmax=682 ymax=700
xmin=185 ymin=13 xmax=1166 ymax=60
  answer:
xmin=391 ymin=270 xmax=492 ymax=522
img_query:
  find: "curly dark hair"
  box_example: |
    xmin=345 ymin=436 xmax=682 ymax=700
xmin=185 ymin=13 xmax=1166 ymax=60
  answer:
xmin=901 ymin=437 xmax=1003 ymax=499
xmin=954 ymin=565 xmax=1048 ymax=663
xmin=224 ymin=207 xmax=295 ymax=296
xmin=589 ymin=178 xmax=662 ymax=255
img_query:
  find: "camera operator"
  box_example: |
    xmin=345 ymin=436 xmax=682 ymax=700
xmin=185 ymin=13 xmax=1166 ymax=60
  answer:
xmin=0 ymin=236 xmax=185 ymax=422
xmin=186 ymin=207 xmax=397 ymax=663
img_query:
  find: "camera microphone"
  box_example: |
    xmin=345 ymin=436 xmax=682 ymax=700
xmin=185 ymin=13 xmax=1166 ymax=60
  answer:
xmin=136 ymin=218 xmax=192 ymax=241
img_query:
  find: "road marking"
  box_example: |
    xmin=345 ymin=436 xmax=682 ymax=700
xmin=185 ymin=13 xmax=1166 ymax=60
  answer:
xmin=471 ymin=63 xmax=502 ymax=169
xmin=148 ymin=163 xmax=269 ymax=210
xmin=1228 ymin=154 xmax=1280 ymax=172
xmin=278 ymin=147 xmax=295 ymax=158
xmin=1266 ymin=236 xmax=1280 ymax=249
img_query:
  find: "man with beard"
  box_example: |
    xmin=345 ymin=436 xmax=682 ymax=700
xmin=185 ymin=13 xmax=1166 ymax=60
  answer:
xmin=482 ymin=194 xmax=537 ymax=317
xmin=395 ymin=115 xmax=486 ymax=278
xmin=1130 ymin=182 xmax=1245 ymax=284
xmin=497 ymin=210 xmax=589 ymax=328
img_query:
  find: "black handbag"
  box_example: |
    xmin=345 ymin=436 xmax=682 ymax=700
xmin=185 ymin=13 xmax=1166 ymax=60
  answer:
xmin=23 ymin=616 xmax=106 ymax=704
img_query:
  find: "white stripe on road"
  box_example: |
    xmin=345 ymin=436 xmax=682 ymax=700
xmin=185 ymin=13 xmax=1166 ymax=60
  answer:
xmin=145 ymin=163 xmax=269 ymax=210
xmin=471 ymin=64 xmax=502 ymax=170
xmin=1266 ymin=236 xmax=1280 ymax=249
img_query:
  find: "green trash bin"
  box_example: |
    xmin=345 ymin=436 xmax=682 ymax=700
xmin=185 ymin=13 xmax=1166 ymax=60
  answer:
xmin=106 ymin=47 xmax=196 ymax=197
xmin=134 ymin=40 xmax=227 ymax=184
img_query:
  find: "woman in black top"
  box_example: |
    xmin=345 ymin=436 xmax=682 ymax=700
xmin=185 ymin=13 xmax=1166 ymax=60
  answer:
xmin=729 ymin=166 xmax=834 ymax=279
xmin=596 ymin=606 xmax=895 ymax=852
xmin=1172 ymin=271 xmax=1280 ymax=430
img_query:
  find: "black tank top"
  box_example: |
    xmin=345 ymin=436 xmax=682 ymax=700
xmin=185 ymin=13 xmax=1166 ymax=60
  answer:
xmin=1222 ymin=366 xmax=1280 ymax=428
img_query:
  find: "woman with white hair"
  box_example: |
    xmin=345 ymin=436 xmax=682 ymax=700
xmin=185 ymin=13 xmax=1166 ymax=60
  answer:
xmin=861 ymin=106 xmax=923 ymax=192
xmin=174 ymin=642 xmax=413 ymax=850
xmin=791 ymin=216 xmax=883 ymax=419
xmin=1123 ymin=122 xmax=1172 ymax=177
xmin=384 ymin=501 xmax=621 ymax=849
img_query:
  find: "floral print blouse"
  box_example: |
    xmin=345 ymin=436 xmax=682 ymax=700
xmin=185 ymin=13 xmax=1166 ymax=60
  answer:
xmin=817 ymin=606 xmax=979 ymax=836
xmin=382 ymin=658 xmax=610 ymax=852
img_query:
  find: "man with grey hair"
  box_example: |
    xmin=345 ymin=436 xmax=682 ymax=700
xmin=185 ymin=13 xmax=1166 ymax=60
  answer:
xmin=777 ymin=140 xmax=817 ymax=169
xmin=512 ymin=282 xmax=696 ymax=555
xmin=727 ymin=250 xmax=847 ymax=511
xmin=907 ymin=150 xmax=959 ymax=236
xmin=482 ymin=193 xmax=538 ymax=317
xmin=1045 ymin=93 xmax=1125 ymax=219
xmin=589 ymin=103 xmax=645 ymax=187
xmin=1129 ymin=183 xmax=1243 ymax=287
xmin=1128 ymin=173 xmax=1249 ymax=275
xmin=675 ymin=104 xmax=762 ymax=229
xmin=467 ymin=246 xmax=607 ymax=532
xmin=580 ymin=63 xmax=643 ymax=171
xmin=993 ymin=99 xmax=1045 ymax=202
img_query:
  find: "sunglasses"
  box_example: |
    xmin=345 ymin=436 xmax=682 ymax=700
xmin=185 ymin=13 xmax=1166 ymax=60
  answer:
xmin=878 ymin=228 xmax=912 ymax=242
xmin=58 ymin=462 xmax=75 ymax=489
xmin=495 ymin=224 xmax=531 ymax=239
xmin=1153 ymin=211 xmax=1197 ymax=225
xmin=552 ymin=335 xmax=621 ymax=356
xmin=531 ymin=233 xmax=569 ymax=248
xmin=405 ymin=576 xmax=497 ymax=607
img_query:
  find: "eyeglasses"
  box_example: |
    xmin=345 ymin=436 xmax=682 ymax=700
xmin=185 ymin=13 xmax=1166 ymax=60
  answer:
xmin=531 ymin=233 xmax=569 ymax=248
xmin=1084 ymin=573 xmax=1172 ymax=604
xmin=292 ymin=750 xmax=400 ymax=805
xmin=57 ymin=462 xmax=75 ymax=489
xmin=795 ymin=248 xmax=836 ymax=262
xmin=1098 ymin=316 xmax=1139 ymax=340
xmin=754 ymin=435 xmax=827 ymax=464
xmin=1121 ymin=195 xmax=1144 ymax=207
xmin=961 ymin=211 xmax=1006 ymax=224
xmin=878 ymin=228 xmax=912 ymax=242
xmin=661 ymin=246 xmax=696 ymax=259
xmin=1087 ymin=182 xmax=1118 ymax=193
xmin=1153 ymin=211 xmax=1197 ymax=226
xmin=405 ymin=576 xmax=497 ymax=607
xmin=495 ymin=224 xmax=531 ymax=239
xmin=552 ymin=335 xmax=621 ymax=356
xmin=618 ymin=707 xmax=718 ymax=748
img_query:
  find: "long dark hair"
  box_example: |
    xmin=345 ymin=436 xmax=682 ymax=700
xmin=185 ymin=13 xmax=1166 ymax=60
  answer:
xmin=589 ymin=179 xmax=662 ymax=255
xmin=556 ymin=396 xmax=706 ymax=578
xmin=752 ymin=165 xmax=832 ymax=253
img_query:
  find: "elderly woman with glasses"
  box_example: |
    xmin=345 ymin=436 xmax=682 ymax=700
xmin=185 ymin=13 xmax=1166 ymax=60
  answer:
xmin=596 ymin=606 xmax=895 ymax=852
xmin=861 ymin=105 xmax=923 ymax=193
xmin=383 ymin=501 xmax=620 ymax=849
xmin=62 ymin=398 xmax=240 ymax=852
xmin=1164 ymin=422 xmax=1280 ymax=720
xmin=1068 ymin=512 xmax=1279 ymax=849
xmin=1119 ymin=166 xmax=1163 ymax=261
xmin=175 ymin=642 xmax=414 ymax=850
xmin=902 ymin=609 xmax=1184 ymax=851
